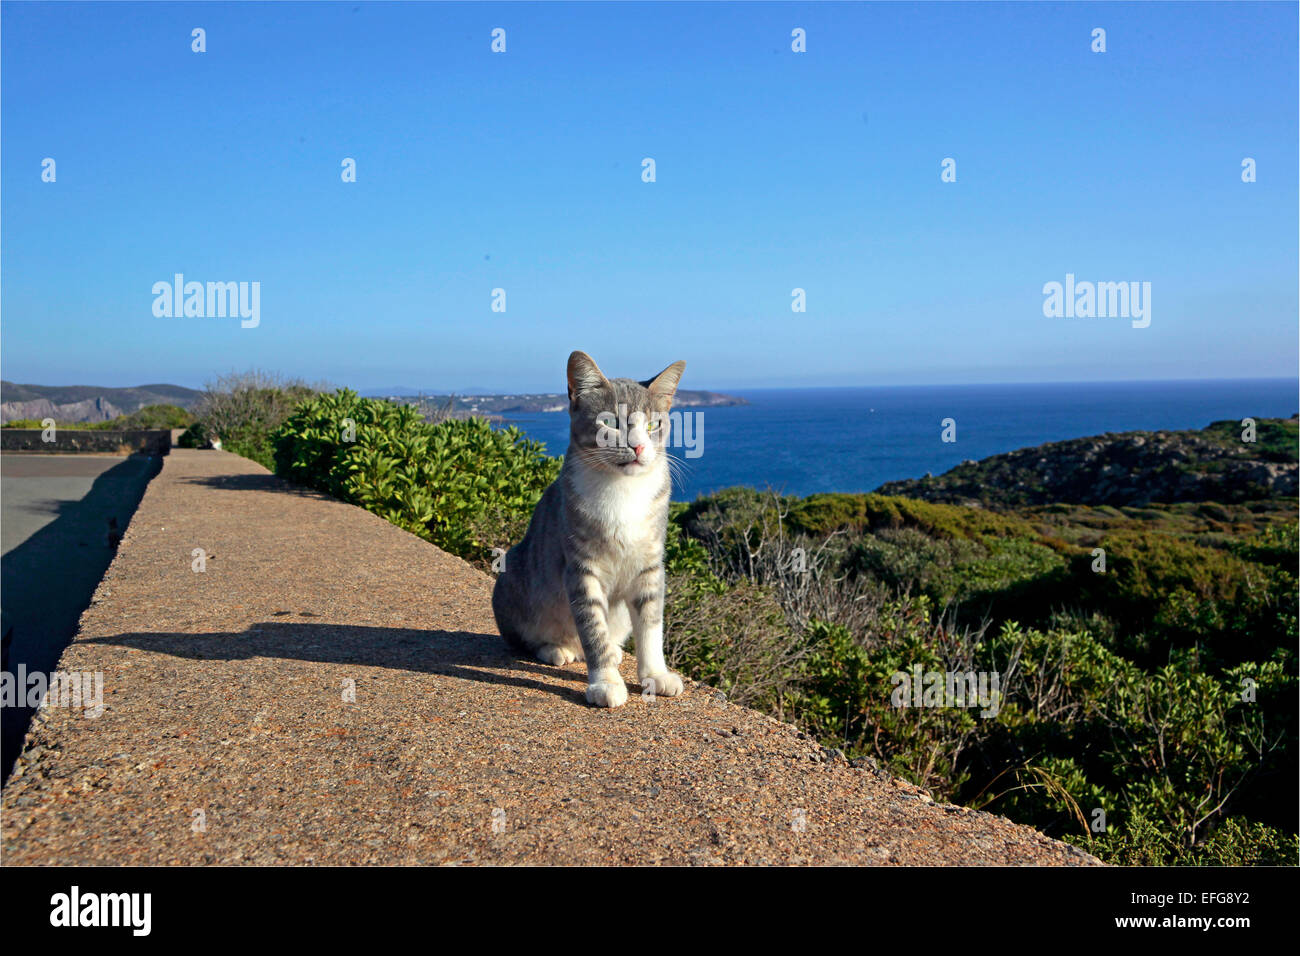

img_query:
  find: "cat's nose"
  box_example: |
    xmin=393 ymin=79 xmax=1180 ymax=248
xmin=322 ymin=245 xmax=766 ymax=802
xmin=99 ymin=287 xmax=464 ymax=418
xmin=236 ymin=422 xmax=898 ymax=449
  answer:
xmin=634 ymin=444 xmax=646 ymax=459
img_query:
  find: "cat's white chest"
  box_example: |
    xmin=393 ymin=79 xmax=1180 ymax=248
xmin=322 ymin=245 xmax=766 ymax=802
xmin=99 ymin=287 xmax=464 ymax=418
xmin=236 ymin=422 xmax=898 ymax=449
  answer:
xmin=570 ymin=465 xmax=664 ymax=549
xmin=588 ymin=477 xmax=659 ymax=539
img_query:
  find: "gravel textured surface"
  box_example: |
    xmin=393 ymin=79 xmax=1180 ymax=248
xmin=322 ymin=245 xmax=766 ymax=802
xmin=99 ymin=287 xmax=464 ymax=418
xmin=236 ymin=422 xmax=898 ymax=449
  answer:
xmin=2 ymin=450 xmax=1101 ymax=865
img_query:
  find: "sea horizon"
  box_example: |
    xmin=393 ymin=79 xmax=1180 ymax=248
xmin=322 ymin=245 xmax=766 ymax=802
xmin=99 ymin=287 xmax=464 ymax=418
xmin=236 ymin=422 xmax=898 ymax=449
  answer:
xmin=349 ymin=373 xmax=1299 ymax=399
xmin=499 ymin=376 xmax=1299 ymax=501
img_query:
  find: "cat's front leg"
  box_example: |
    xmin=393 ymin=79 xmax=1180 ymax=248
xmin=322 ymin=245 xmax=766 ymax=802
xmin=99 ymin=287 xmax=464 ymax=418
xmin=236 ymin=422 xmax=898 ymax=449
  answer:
xmin=629 ymin=565 xmax=684 ymax=698
xmin=565 ymin=565 xmax=628 ymax=708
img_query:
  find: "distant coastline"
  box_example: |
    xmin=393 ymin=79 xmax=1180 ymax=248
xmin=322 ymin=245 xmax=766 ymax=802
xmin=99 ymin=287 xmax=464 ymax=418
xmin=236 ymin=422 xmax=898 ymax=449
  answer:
xmin=373 ymin=389 xmax=749 ymax=416
xmin=0 ymin=380 xmax=747 ymax=425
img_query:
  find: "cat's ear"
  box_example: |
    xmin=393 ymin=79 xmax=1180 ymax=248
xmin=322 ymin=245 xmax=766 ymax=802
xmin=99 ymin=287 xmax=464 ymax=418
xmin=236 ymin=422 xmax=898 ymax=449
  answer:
xmin=567 ymin=350 xmax=608 ymax=404
xmin=645 ymin=360 xmax=686 ymax=401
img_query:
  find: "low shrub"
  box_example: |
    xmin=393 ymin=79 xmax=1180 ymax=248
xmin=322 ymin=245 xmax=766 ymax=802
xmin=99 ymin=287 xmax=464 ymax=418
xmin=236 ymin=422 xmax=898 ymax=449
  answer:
xmin=194 ymin=370 xmax=318 ymax=468
xmin=272 ymin=388 xmax=561 ymax=565
xmin=666 ymin=485 xmax=1299 ymax=866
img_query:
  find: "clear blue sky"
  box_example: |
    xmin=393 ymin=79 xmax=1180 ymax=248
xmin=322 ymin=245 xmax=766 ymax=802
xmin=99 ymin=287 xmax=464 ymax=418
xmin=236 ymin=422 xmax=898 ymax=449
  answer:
xmin=2 ymin=1 xmax=1296 ymax=392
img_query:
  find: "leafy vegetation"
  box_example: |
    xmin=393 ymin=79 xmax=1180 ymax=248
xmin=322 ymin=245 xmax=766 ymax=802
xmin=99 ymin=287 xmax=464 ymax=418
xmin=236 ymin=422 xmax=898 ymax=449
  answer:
xmin=272 ymin=389 xmax=561 ymax=564
xmin=662 ymin=486 xmax=1297 ymax=865
xmin=121 ymin=403 xmax=195 ymax=429
xmin=189 ymin=370 xmax=319 ymax=468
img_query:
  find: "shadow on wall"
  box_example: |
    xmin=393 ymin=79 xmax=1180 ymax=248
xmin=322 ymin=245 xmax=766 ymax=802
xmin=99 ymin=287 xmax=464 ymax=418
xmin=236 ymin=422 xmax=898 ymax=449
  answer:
xmin=81 ymin=623 xmax=607 ymax=704
xmin=1 ymin=455 xmax=161 ymax=783
xmin=178 ymin=471 xmax=332 ymax=497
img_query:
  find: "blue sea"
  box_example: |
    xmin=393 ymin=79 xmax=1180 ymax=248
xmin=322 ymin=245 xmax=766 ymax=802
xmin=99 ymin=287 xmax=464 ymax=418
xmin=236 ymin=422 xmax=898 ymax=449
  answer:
xmin=500 ymin=378 xmax=1299 ymax=502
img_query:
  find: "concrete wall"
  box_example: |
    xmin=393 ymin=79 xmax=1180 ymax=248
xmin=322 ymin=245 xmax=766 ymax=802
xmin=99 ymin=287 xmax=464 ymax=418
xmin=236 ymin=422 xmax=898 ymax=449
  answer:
xmin=0 ymin=429 xmax=171 ymax=456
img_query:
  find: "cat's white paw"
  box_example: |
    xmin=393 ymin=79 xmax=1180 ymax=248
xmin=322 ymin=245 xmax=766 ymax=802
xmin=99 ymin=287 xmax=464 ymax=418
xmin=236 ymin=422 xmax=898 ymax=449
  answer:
xmin=639 ymin=671 xmax=685 ymax=698
xmin=586 ymin=680 xmax=629 ymax=708
xmin=536 ymin=645 xmax=578 ymax=666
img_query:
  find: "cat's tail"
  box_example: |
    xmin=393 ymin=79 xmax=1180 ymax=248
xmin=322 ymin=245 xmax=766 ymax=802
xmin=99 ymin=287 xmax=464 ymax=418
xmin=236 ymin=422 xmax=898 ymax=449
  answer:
xmin=497 ymin=621 xmax=526 ymax=653
xmin=491 ymin=569 xmax=527 ymax=653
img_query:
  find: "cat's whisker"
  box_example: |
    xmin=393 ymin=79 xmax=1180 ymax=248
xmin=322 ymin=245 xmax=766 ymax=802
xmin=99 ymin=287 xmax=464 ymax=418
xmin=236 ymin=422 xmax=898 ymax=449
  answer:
xmin=665 ymin=453 xmax=693 ymax=489
xmin=665 ymin=455 xmax=696 ymax=481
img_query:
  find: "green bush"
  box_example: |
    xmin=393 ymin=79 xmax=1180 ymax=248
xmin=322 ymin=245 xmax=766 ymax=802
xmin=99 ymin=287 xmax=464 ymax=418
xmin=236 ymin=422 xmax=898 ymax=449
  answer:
xmin=190 ymin=370 xmax=317 ymax=469
xmin=120 ymin=404 xmax=194 ymax=430
xmin=1061 ymin=530 xmax=1296 ymax=668
xmin=272 ymin=389 xmax=561 ymax=564
xmin=176 ymin=421 xmax=212 ymax=448
xmin=788 ymin=609 xmax=986 ymax=794
xmin=1073 ymin=814 xmax=1299 ymax=866
xmin=664 ymin=575 xmax=797 ymax=711
xmin=1201 ymin=417 xmax=1298 ymax=463
xmin=846 ymin=528 xmax=1063 ymax=607
xmin=970 ymin=621 xmax=1296 ymax=855
xmin=787 ymin=492 xmax=1037 ymax=541
xmin=665 ymin=485 xmax=1299 ymax=866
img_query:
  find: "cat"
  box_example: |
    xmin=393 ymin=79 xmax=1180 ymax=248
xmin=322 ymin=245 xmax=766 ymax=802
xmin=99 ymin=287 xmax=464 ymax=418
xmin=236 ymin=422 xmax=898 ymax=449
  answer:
xmin=492 ymin=350 xmax=687 ymax=708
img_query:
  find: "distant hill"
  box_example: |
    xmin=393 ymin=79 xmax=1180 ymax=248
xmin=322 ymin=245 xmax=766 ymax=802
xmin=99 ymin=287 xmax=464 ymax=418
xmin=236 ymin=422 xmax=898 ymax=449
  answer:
xmin=875 ymin=416 xmax=1299 ymax=508
xmin=0 ymin=382 xmax=202 ymax=424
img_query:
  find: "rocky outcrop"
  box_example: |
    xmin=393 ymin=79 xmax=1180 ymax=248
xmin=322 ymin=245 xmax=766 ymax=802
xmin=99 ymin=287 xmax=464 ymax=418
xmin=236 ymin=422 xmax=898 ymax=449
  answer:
xmin=1 ymin=396 xmax=124 ymax=424
xmin=1 ymin=381 xmax=201 ymax=416
xmin=877 ymin=417 xmax=1298 ymax=508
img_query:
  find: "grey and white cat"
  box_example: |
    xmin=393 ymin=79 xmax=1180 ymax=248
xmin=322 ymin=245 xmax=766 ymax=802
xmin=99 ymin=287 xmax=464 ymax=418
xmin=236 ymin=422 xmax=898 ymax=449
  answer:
xmin=492 ymin=350 xmax=687 ymax=708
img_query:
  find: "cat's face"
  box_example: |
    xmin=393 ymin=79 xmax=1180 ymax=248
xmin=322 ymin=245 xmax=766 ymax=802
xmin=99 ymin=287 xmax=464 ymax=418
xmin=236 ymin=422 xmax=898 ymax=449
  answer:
xmin=566 ymin=351 xmax=686 ymax=477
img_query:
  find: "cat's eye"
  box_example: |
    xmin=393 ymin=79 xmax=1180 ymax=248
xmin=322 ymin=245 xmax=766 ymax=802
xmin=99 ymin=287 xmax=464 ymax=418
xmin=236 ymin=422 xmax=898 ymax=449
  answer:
xmin=647 ymin=419 xmax=658 ymax=432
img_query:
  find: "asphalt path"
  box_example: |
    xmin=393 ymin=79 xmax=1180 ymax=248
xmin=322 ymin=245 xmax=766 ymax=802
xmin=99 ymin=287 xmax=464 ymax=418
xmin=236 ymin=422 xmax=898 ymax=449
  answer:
xmin=1 ymin=453 xmax=160 ymax=781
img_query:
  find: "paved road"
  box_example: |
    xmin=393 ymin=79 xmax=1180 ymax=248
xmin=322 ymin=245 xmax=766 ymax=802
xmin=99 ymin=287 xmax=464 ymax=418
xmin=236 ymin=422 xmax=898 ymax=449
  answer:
xmin=2 ymin=454 xmax=151 ymax=553
xmin=1 ymin=453 xmax=160 ymax=781
xmin=1 ymin=449 xmax=1099 ymax=865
